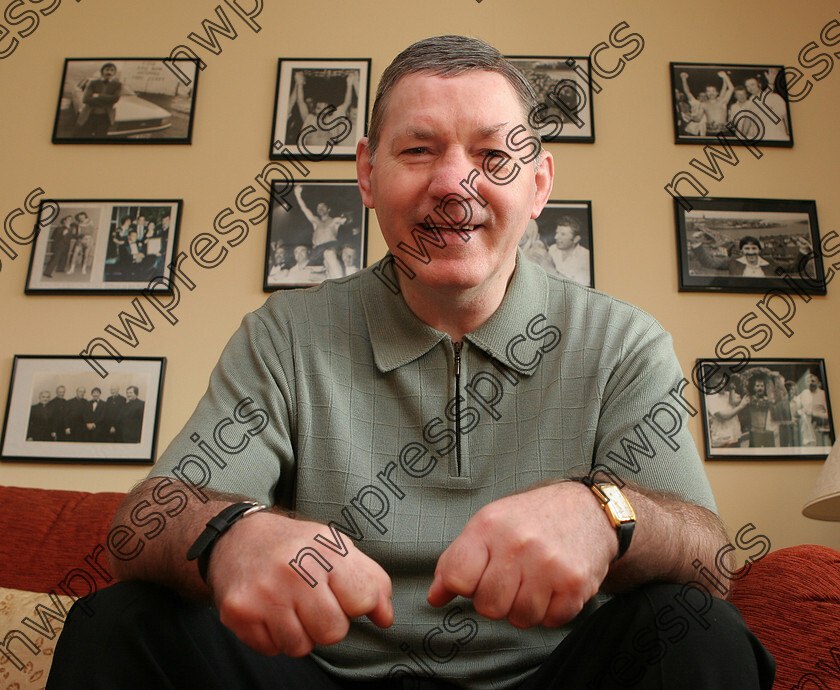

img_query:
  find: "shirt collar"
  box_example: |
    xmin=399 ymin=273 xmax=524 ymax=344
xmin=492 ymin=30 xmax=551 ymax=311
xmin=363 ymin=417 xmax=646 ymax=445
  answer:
xmin=361 ymin=249 xmax=549 ymax=376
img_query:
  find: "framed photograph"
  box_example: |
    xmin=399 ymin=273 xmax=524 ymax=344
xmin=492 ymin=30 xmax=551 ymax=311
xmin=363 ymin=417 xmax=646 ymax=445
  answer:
xmin=696 ymin=358 xmax=835 ymax=460
xmin=264 ymin=180 xmax=368 ymax=290
xmin=670 ymin=62 xmax=792 ymax=147
xmin=25 ymin=199 xmax=182 ymax=294
xmin=675 ymin=197 xmax=825 ymax=294
xmin=269 ymin=58 xmax=370 ymax=160
xmin=1 ymin=356 xmax=166 ymax=464
xmin=506 ymin=57 xmax=594 ymax=142
xmin=52 ymin=58 xmax=199 ymax=144
xmin=522 ymin=200 xmax=594 ymax=287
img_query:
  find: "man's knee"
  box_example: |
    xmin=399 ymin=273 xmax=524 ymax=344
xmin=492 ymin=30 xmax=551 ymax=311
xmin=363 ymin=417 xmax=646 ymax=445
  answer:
xmin=60 ymin=580 xmax=187 ymax=647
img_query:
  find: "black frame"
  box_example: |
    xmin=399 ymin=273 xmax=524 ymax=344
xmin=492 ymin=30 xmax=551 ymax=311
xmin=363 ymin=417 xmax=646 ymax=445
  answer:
xmin=269 ymin=58 xmax=371 ymax=160
xmin=506 ymin=56 xmax=595 ymax=143
xmin=675 ymin=197 xmax=825 ymax=294
xmin=1 ymin=355 xmax=166 ymax=464
xmin=52 ymin=58 xmax=199 ymax=144
xmin=525 ymin=200 xmax=594 ymax=287
xmin=696 ymin=358 xmax=835 ymax=460
xmin=670 ymin=61 xmax=793 ymax=147
xmin=25 ymin=199 xmax=183 ymax=294
xmin=264 ymin=180 xmax=368 ymax=291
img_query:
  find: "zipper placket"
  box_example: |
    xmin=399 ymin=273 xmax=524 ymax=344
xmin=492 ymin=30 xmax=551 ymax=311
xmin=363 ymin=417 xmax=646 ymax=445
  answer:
xmin=453 ymin=340 xmax=462 ymax=477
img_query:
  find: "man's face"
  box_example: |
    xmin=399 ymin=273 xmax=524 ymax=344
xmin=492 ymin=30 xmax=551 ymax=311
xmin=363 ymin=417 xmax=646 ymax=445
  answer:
xmin=753 ymin=380 xmax=766 ymax=396
xmin=294 ymin=246 xmax=310 ymax=264
xmin=342 ymin=246 xmax=357 ymax=266
xmin=745 ymin=78 xmax=760 ymax=96
xmin=110 ymin=385 xmax=119 ymax=396
xmin=56 ymin=386 xmax=65 ymax=399
xmin=316 ymin=202 xmax=330 ymax=219
xmin=39 ymin=391 xmax=50 ymax=404
xmin=92 ymin=390 xmax=101 ymax=401
xmin=742 ymin=242 xmax=760 ymax=263
xmin=102 ymin=65 xmax=116 ymax=81
xmin=734 ymin=89 xmax=747 ymax=103
xmin=705 ymin=86 xmax=718 ymax=99
xmin=126 ymin=388 xmax=137 ymax=401
xmin=76 ymin=387 xmax=86 ymax=399
xmin=554 ymin=225 xmax=578 ymax=250
xmin=357 ymin=71 xmax=553 ymax=293
xmin=808 ymin=374 xmax=819 ymax=391
xmin=128 ymin=231 xmax=138 ymax=242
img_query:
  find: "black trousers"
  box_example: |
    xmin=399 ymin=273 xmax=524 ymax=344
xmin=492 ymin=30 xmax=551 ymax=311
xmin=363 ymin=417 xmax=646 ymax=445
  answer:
xmin=46 ymin=581 xmax=774 ymax=689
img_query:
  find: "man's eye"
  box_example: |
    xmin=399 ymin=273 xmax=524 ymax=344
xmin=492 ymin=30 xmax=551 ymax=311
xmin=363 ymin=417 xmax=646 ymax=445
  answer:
xmin=404 ymin=147 xmax=429 ymax=155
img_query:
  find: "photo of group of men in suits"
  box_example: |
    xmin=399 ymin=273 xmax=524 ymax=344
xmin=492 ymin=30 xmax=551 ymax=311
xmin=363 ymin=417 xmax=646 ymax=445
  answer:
xmin=26 ymin=383 xmax=145 ymax=444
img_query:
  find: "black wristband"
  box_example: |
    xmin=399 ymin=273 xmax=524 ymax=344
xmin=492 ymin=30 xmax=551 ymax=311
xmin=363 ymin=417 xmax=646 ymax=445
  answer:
xmin=187 ymin=502 xmax=268 ymax=583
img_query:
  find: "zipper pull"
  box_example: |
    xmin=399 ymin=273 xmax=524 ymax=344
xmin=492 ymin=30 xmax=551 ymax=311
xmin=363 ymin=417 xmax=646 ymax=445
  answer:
xmin=453 ymin=341 xmax=462 ymax=377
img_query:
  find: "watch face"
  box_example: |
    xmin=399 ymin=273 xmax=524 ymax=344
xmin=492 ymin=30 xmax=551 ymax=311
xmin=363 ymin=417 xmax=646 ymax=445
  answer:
xmin=600 ymin=484 xmax=636 ymax=522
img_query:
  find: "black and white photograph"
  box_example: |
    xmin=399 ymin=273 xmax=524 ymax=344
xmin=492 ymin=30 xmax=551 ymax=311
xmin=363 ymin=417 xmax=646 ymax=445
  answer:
xmin=0 ymin=356 xmax=165 ymax=464
xmin=264 ymin=181 xmax=368 ymax=290
xmin=520 ymin=201 xmax=594 ymax=287
xmin=270 ymin=59 xmax=370 ymax=160
xmin=697 ymin=358 xmax=835 ymax=460
xmin=676 ymin=197 xmax=825 ymax=294
xmin=506 ymin=57 xmax=594 ymax=142
xmin=25 ymin=199 xmax=182 ymax=294
xmin=52 ymin=58 xmax=199 ymax=144
xmin=670 ymin=62 xmax=793 ymax=147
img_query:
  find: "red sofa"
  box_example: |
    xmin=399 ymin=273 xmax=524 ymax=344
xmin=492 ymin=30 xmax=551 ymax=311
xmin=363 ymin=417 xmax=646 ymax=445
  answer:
xmin=1 ymin=484 xmax=838 ymax=688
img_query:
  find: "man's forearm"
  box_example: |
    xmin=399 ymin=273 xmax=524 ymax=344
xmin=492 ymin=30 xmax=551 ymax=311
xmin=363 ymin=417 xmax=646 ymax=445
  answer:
xmin=107 ymin=477 xmax=251 ymax=601
xmin=602 ymin=482 xmax=733 ymax=598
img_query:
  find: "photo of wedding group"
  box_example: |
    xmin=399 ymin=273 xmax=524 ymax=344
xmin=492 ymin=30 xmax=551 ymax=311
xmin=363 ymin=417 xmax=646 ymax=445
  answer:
xmin=1 ymin=356 xmax=165 ymax=464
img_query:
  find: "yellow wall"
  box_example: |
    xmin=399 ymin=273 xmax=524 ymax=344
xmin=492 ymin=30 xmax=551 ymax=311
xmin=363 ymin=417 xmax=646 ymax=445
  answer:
xmin=1 ymin=0 xmax=838 ymax=553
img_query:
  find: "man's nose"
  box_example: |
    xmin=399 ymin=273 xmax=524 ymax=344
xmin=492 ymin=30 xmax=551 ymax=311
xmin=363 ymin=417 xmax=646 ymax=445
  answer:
xmin=427 ymin=148 xmax=476 ymax=201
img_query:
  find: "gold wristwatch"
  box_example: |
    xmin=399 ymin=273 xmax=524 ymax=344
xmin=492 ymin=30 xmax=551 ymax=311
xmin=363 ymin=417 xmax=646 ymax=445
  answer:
xmin=574 ymin=477 xmax=636 ymax=562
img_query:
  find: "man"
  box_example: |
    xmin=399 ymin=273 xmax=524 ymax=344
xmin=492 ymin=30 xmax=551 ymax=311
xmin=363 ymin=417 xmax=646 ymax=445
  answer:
xmin=745 ymin=73 xmax=789 ymax=141
xmin=291 ymin=69 xmax=359 ymax=150
xmin=745 ymin=376 xmax=777 ymax=448
xmin=64 ymin=387 xmax=89 ymax=442
xmin=84 ymin=387 xmax=108 ymax=442
xmin=66 ymin=212 xmax=93 ymax=275
xmin=117 ymin=228 xmax=146 ymax=280
xmin=795 ymin=373 xmax=830 ymax=446
xmin=42 ymin=216 xmax=73 ymax=278
xmin=707 ymin=382 xmax=749 ymax=448
xmin=294 ymin=185 xmax=348 ymax=279
xmin=692 ymin=234 xmax=813 ymax=278
xmin=26 ymin=390 xmax=52 ymax=442
xmin=74 ymin=62 xmax=122 ymax=138
xmin=117 ymin=385 xmax=145 ymax=443
xmin=547 ymin=216 xmax=590 ymax=286
xmin=104 ymin=385 xmax=126 ymax=442
xmin=45 ymin=385 xmax=68 ymax=441
xmin=679 ymin=70 xmax=733 ymax=135
xmin=49 ymin=36 xmax=773 ymax=689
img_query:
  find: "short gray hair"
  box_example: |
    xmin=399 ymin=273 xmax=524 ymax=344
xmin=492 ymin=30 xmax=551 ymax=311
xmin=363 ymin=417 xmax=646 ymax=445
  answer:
xmin=367 ymin=35 xmax=539 ymax=160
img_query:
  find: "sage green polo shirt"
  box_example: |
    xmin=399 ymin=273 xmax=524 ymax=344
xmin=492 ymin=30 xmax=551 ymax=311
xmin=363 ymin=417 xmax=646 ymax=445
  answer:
xmin=151 ymin=251 xmax=716 ymax=689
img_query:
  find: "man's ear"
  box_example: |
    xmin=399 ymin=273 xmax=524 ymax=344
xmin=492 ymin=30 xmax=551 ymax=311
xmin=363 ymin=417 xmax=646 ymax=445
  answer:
xmin=356 ymin=137 xmax=375 ymax=209
xmin=530 ymin=149 xmax=555 ymax=219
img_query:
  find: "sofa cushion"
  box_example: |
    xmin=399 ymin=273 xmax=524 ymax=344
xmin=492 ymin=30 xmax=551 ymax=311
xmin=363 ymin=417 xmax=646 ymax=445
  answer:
xmin=0 ymin=587 xmax=75 ymax=689
xmin=728 ymin=544 xmax=840 ymax=689
xmin=0 ymin=486 xmax=125 ymax=593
